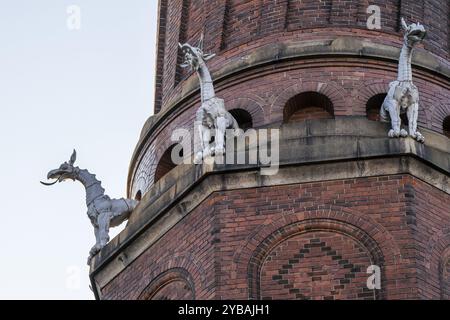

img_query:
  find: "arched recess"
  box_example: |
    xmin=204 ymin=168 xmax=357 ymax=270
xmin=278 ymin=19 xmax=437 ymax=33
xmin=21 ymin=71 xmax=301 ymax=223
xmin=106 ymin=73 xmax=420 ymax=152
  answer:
xmin=365 ymin=93 xmax=411 ymax=126
xmin=137 ymin=268 xmax=195 ymax=300
xmin=366 ymin=94 xmax=387 ymax=121
xmin=354 ymin=80 xmax=390 ymax=116
xmin=229 ymin=108 xmax=253 ymax=131
xmin=439 ymin=247 xmax=450 ymax=300
xmin=154 ymin=144 xmax=184 ymax=184
xmin=431 ymin=103 xmax=450 ymax=135
xmin=271 ymin=81 xmax=346 ymax=123
xmin=283 ymin=92 xmax=334 ymax=123
xmin=225 ymin=96 xmax=266 ymax=128
xmin=135 ymin=190 xmax=142 ymax=201
xmin=248 ymin=220 xmax=384 ymax=300
xmin=233 ymin=208 xmax=402 ymax=300
xmin=443 ymin=116 xmax=450 ymax=138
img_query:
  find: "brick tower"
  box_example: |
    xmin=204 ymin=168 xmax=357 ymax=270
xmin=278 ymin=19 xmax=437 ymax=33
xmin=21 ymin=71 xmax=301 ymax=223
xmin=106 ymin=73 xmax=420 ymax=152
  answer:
xmin=90 ymin=0 xmax=450 ymax=300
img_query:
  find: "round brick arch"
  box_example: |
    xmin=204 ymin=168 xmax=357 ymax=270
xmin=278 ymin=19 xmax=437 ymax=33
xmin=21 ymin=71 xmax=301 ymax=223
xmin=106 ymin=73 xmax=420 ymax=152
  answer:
xmin=137 ymin=268 xmax=195 ymax=300
xmin=225 ymin=97 xmax=266 ymax=128
xmin=353 ymin=80 xmax=389 ymax=117
xmin=232 ymin=207 xmax=402 ymax=300
xmin=431 ymin=101 xmax=450 ymax=135
xmin=270 ymin=81 xmax=347 ymax=123
xmin=424 ymin=227 xmax=450 ymax=271
xmin=354 ymin=79 xmax=433 ymax=129
xmin=136 ymin=254 xmax=207 ymax=300
xmin=423 ymin=227 xmax=450 ymax=299
xmin=440 ymin=247 xmax=450 ymax=300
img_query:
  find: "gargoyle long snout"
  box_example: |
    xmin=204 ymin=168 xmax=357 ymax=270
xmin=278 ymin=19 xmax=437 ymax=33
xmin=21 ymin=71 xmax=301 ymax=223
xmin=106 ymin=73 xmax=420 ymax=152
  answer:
xmin=47 ymin=169 xmax=62 ymax=180
xmin=41 ymin=169 xmax=67 ymax=186
xmin=401 ymin=18 xmax=427 ymax=42
xmin=179 ymin=41 xmax=216 ymax=62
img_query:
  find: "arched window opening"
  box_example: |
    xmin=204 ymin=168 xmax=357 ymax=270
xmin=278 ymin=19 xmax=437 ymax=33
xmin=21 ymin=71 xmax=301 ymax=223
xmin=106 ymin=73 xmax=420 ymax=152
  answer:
xmin=154 ymin=144 xmax=184 ymax=184
xmin=283 ymin=92 xmax=334 ymax=123
xmin=135 ymin=190 xmax=142 ymax=201
xmin=366 ymin=94 xmax=387 ymax=121
xmin=443 ymin=116 xmax=450 ymax=138
xmin=229 ymin=108 xmax=253 ymax=131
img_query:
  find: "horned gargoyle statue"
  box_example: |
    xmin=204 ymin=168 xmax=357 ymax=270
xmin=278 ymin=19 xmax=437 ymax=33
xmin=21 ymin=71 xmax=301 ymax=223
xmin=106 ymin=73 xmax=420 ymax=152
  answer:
xmin=380 ymin=17 xmax=427 ymax=143
xmin=41 ymin=150 xmax=139 ymax=264
xmin=179 ymin=35 xmax=240 ymax=163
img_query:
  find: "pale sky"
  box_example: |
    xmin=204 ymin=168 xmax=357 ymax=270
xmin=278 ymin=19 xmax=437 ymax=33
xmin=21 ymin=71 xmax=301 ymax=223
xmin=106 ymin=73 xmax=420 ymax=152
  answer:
xmin=0 ymin=0 xmax=158 ymax=299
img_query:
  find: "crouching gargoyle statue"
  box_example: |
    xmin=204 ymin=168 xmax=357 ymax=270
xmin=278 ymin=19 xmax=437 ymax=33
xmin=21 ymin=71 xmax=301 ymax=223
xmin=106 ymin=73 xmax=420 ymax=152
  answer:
xmin=380 ymin=18 xmax=427 ymax=143
xmin=41 ymin=150 xmax=139 ymax=264
xmin=179 ymin=36 xmax=240 ymax=163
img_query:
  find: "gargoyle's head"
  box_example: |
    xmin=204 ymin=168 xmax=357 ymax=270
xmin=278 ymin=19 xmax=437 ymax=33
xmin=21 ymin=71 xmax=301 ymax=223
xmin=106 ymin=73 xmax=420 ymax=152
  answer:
xmin=179 ymin=34 xmax=215 ymax=72
xmin=41 ymin=150 xmax=78 ymax=186
xmin=402 ymin=17 xmax=426 ymax=47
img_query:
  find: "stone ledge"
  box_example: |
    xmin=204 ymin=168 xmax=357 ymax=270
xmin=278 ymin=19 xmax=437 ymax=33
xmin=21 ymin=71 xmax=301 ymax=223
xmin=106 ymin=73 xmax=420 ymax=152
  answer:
xmin=92 ymin=118 xmax=450 ymax=299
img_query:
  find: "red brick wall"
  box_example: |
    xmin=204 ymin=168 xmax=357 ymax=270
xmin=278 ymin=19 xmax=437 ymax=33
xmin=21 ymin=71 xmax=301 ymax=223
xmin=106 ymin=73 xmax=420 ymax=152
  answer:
xmin=287 ymin=0 xmax=332 ymax=30
xmin=102 ymin=175 xmax=450 ymax=300
xmin=408 ymin=177 xmax=450 ymax=299
xmin=154 ymin=0 xmax=450 ymax=113
xmin=102 ymin=196 xmax=218 ymax=300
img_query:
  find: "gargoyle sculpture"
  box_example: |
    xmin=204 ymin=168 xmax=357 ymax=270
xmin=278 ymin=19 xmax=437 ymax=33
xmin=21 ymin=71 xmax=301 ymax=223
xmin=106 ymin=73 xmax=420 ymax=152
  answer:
xmin=179 ymin=36 xmax=240 ymax=163
xmin=380 ymin=18 xmax=427 ymax=143
xmin=41 ymin=150 xmax=139 ymax=264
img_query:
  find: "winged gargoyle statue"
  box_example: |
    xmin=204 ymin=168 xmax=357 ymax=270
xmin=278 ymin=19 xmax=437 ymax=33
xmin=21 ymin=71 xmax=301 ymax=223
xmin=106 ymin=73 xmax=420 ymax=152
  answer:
xmin=179 ymin=35 xmax=240 ymax=163
xmin=380 ymin=18 xmax=427 ymax=143
xmin=41 ymin=150 xmax=139 ymax=264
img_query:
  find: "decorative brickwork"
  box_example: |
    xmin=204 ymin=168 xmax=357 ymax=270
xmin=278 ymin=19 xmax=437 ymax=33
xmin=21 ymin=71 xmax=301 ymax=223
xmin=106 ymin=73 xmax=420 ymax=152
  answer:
xmin=99 ymin=176 xmax=450 ymax=300
xmin=154 ymin=0 xmax=450 ymax=115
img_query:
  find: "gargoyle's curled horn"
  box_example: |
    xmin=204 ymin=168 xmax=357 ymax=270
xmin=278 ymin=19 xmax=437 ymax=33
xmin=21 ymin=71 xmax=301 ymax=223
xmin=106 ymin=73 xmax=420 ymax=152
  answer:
xmin=69 ymin=149 xmax=77 ymax=165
